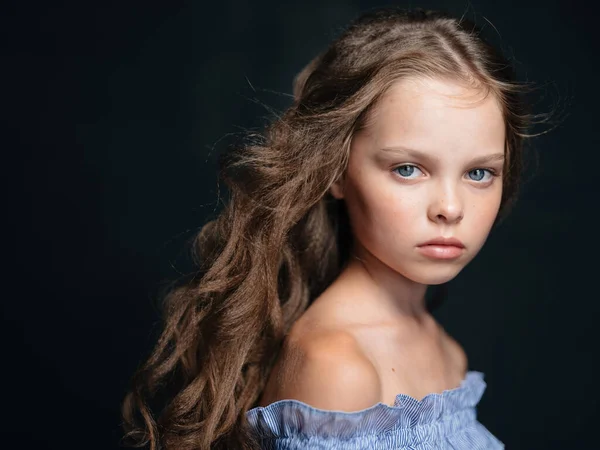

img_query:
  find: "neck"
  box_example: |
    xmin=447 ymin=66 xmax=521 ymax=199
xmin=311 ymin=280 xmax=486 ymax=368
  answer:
xmin=334 ymin=249 xmax=430 ymax=326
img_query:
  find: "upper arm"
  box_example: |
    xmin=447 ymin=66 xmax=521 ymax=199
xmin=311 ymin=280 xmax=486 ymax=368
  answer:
xmin=274 ymin=332 xmax=382 ymax=412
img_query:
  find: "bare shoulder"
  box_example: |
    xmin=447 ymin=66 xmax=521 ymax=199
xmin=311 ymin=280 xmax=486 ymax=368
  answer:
xmin=271 ymin=330 xmax=382 ymax=412
xmin=439 ymin=326 xmax=469 ymax=375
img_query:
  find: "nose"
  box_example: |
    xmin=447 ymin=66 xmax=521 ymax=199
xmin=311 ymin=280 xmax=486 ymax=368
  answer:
xmin=427 ymin=181 xmax=464 ymax=224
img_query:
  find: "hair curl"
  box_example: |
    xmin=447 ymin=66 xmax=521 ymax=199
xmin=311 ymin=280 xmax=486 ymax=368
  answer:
xmin=122 ymin=7 xmax=547 ymax=449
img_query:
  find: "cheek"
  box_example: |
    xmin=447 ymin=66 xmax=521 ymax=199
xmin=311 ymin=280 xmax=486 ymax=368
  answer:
xmin=469 ymin=188 xmax=503 ymax=238
xmin=344 ymin=178 xmax=419 ymax=248
xmin=379 ymin=192 xmax=421 ymax=244
xmin=480 ymin=185 xmax=503 ymax=218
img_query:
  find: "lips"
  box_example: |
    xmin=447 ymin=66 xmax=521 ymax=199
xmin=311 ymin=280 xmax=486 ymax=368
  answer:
xmin=417 ymin=237 xmax=465 ymax=248
xmin=416 ymin=237 xmax=465 ymax=260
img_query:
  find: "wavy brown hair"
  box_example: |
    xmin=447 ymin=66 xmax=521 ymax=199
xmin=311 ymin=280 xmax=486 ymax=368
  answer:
xmin=122 ymin=7 xmax=546 ymax=449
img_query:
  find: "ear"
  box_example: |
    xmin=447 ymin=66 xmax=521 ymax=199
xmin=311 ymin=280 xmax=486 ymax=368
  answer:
xmin=329 ymin=176 xmax=345 ymax=199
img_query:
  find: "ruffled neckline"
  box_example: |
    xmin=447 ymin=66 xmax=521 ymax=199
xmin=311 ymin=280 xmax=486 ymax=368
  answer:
xmin=246 ymin=371 xmax=487 ymax=439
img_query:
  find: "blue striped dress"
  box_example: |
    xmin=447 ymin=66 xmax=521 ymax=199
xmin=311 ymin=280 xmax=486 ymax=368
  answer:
xmin=246 ymin=371 xmax=504 ymax=449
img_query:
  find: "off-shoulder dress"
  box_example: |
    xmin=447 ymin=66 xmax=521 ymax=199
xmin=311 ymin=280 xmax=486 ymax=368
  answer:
xmin=246 ymin=370 xmax=504 ymax=449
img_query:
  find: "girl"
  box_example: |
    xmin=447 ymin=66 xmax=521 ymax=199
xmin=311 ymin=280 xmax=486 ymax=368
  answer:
xmin=123 ymin=7 xmax=536 ymax=449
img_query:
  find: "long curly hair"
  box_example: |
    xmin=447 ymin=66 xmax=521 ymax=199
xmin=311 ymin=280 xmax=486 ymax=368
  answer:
xmin=122 ymin=7 xmax=543 ymax=449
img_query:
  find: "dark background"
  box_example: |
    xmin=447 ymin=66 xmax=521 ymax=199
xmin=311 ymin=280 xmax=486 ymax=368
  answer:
xmin=4 ymin=0 xmax=599 ymax=448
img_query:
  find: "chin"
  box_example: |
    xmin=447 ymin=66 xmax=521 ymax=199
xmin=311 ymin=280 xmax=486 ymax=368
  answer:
xmin=402 ymin=265 xmax=463 ymax=286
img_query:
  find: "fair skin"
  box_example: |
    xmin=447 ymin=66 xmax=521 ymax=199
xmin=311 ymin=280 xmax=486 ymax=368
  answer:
xmin=258 ymin=76 xmax=506 ymax=411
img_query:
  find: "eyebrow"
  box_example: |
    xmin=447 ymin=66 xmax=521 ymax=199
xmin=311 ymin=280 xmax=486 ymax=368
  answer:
xmin=379 ymin=146 xmax=505 ymax=165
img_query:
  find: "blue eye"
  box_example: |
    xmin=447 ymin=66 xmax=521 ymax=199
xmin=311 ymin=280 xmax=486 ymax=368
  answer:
xmin=393 ymin=164 xmax=423 ymax=179
xmin=467 ymin=169 xmax=494 ymax=182
xmin=392 ymin=165 xmax=497 ymax=183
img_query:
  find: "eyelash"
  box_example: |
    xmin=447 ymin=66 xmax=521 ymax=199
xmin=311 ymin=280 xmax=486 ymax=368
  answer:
xmin=391 ymin=164 xmax=500 ymax=183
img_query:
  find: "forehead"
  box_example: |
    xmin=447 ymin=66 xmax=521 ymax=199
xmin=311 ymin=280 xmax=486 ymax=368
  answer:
xmin=361 ymin=77 xmax=505 ymax=154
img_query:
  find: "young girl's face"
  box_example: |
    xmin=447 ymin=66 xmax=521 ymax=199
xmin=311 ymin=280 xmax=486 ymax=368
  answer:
xmin=331 ymin=77 xmax=505 ymax=285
